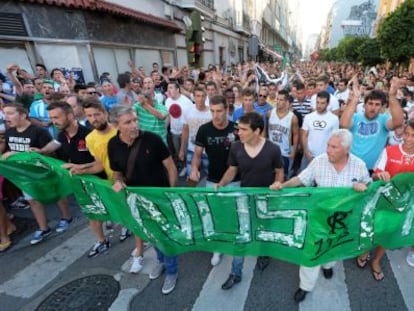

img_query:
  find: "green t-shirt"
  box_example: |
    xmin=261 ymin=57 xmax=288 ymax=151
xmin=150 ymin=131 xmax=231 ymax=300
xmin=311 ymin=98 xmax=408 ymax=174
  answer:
xmin=134 ymin=100 xmax=168 ymax=145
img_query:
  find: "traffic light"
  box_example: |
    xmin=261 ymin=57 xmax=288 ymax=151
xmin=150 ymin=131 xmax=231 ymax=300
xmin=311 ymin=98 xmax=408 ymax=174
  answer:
xmin=186 ymin=11 xmax=204 ymax=66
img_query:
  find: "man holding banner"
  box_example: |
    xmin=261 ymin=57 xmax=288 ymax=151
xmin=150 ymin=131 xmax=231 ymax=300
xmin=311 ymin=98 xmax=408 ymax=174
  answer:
xmin=189 ymin=94 xmax=239 ymax=266
xmin=1 ymin=103 xmax=72 ymax=244
xmin=107 ymin=105 xmax=178 ymax=295
xmin=216 ymin=111 xmax=284 ymax=290
xmin=271 ymin=129 xmax=371 ymax=303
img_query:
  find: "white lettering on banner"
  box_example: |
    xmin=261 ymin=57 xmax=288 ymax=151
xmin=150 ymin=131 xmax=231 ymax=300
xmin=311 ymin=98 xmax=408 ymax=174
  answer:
xmin=79 ymin=180 xmax=108 ymax=215
xmin=192 ymin=192 xmax=252 ymax=243
xmin=255 ymin=194 xmax=307 ymax=248
xmin=381 ymin=183 xmax=414 ymax=236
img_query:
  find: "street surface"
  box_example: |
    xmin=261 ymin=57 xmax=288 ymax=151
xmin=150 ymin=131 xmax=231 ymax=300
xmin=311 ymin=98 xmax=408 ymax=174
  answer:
xmin=0 ymin=196 xmax=413 ymax=311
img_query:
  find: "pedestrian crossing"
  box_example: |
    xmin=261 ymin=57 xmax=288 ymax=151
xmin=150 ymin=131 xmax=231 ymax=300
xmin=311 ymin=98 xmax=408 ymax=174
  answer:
xmin=1 ymin=222 xmax=414 ymax=311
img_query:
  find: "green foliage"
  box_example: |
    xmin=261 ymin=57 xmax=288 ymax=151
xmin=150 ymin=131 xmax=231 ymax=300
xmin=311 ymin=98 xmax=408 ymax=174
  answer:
xmin=377 ymin=0 xmax=414 ymax=64
xmin=357 ymin=37 xmax=384 ymax=66
xmin=335 ymin=36 xmax=369 ymax=63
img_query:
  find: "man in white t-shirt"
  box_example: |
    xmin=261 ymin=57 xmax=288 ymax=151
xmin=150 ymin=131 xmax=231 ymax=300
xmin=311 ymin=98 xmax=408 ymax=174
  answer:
xmin=310 ymin=75 xmax=340 ymax=115
xmin=334 ymin=79 xmax=350 ymax=102
xmin=301 ymin=91 xmax=339 ymax=171
xmin=165 ymin=81 xmax=193 ymax=173
xmin=179 ymin=87 xmax=212 ymax=183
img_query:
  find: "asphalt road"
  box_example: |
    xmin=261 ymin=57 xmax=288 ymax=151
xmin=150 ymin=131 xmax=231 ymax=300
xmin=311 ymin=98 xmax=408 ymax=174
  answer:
xmin=1 ymin=196 xmax=414 ymax=311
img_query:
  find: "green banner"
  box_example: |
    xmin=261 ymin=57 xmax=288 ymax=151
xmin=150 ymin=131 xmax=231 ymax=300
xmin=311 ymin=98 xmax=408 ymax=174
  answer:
xmin=1 ymin=153 xmax=414 ymax=267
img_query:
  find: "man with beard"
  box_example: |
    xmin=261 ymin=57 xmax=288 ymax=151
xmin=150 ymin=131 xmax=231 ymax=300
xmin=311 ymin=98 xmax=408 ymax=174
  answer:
xmin=63 ymin=99 xmax=121 ymax=257
xmin=108 ymin=105 xmax=178 ymax=294
xmin=29 ymin=79 xmax=57 ymax=138
xmin=32 ymin=101 xmax=97 ymax=232
xmin=0 ymin=103 xmax=72 ymax=244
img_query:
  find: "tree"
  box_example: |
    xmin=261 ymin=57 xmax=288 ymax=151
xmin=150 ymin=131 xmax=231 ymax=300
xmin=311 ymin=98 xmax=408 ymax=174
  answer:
xmin=357 ymin=37 xmax=384 ymax=67
xmin=335 ymin=36 xmax=368 ymax=63
xmin=377 ymin=0 xmax=414 ymax=64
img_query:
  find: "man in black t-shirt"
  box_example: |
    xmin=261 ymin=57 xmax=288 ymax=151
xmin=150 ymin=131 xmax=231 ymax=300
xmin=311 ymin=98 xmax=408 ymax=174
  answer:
xmin=189 ymin=95 xmax=239 ymax=267
xmin=108 ymin=105 xmax=178 ymax=295
xmin=0 ymin=103 xmax=72 ymax=245
xmin=216 ymin=112 xmax=284 ymax=290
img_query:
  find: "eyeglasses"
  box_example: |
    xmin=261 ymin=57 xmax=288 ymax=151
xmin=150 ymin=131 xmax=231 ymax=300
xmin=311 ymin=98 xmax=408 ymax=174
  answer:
xmin=258 ymin=94 xmax=267 ymax=97
xmin=88 ymin=92 xmax=97 ymax=95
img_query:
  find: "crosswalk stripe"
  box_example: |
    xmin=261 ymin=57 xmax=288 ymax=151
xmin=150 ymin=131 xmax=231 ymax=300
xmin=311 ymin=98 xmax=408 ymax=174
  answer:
xmin=387 ymin=249 xmax=414 ymax=310
xmin=109 ymin=288 xmax=139 ymax=311
xmin=0 ymin=227 xmax=95 ymax=298
xmin=192 ymin=256 xmax=257 ymax=311
xmin=299 ymin=261 xmax=351 ymax=311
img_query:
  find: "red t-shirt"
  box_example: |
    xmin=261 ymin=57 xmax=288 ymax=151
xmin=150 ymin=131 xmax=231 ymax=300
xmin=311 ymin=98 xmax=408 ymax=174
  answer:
xmin=374 ymin=144 xmax=414 ymax=177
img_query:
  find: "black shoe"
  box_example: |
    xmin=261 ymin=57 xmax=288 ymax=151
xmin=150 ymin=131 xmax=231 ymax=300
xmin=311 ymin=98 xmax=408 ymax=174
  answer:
xmin=221 ymin=274 xmax=241 ymax=290
xmin=257 ymin=256 xmax=270 ymax=271
xmin=322 ymin=268 xmax=333 ymax=279
xmin=294 ymin=288 xmax=308 ymax=303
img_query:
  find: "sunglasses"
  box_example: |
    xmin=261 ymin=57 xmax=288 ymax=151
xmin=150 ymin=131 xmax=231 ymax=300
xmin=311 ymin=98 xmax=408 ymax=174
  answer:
xmin=258 ymin=94 xmax=267 ymax=97
xmin=88 ymin=91 xmax=97 ymax=95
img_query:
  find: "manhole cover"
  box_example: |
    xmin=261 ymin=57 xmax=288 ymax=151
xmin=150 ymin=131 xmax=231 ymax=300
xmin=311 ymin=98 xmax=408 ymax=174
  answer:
xmin=36 ymin=274 xmax=119 ymax=311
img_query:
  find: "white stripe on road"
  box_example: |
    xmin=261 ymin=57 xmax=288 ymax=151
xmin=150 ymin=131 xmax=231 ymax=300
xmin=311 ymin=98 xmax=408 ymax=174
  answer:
xmin=387 ymin=248 xmax=414 ymax=311
xmin=0 ymin=227 xmax=95 ymax=298
xmin=299 ymin=261 xmax=351 ymax=311
xmin=109 ymin=288 xmax=139 ymax=311
xmin=192 ymin=256 xmax=257 ymax=311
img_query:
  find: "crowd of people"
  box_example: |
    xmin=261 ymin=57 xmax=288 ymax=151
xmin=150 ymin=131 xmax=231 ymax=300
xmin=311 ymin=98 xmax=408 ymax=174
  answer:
xmin=0 ymin=58 xmax=414 ymax=299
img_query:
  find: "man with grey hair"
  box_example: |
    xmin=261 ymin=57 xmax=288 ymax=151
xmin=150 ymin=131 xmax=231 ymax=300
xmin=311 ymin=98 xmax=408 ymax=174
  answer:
xmin=271 ymin=128 xmax=371 ymax=303
xmin=107 ymin=105 xmax=179 ymax=295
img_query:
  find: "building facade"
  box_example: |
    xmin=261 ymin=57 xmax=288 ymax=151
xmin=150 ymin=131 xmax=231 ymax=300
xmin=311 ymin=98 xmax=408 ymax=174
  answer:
xmin=0 ymin=0 xmax=298 ymax=83
xmin=328 ymin=0 xmax=380 ymax=48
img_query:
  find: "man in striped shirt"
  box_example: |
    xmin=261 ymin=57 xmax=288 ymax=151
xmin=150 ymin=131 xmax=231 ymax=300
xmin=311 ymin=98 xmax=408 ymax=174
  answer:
xmin=29 ymin=79 xmax=57 ymax=138
xmin=134 ymin=92 xmax=168 ymax=145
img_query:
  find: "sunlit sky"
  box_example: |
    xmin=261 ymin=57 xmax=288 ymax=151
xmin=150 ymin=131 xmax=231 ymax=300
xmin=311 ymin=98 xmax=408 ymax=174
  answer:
xmin=299 ymin=0 xmax=333 ymax=44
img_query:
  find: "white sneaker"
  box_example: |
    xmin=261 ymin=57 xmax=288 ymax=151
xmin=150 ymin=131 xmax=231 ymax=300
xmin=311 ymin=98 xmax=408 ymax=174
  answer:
xmin=211 ymin=252 xmax=222 ymax=266
xmin=179 ymin=167 xmax=187 ymax=177
xmin=130 ymin=256 xmax=144 ymax=273
xmin=406 ymin=250 xmax=414 ymax=267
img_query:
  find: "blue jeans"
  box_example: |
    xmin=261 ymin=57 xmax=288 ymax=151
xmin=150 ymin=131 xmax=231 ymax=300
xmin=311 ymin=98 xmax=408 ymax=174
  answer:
xmin=186 ymin=150 xmax=209 ymax=177
xmin=231 ymin=256 xmax=244 ymax=277
xmin=155 ymin=247 xmax=178 ymax=275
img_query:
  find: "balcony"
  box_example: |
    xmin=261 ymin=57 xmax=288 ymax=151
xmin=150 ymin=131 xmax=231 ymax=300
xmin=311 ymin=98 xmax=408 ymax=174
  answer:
xmin=178 ymin=0 xmax=215 ymax=17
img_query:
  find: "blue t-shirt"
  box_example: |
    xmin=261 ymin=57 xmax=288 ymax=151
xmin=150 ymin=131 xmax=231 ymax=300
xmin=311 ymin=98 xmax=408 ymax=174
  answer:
xmin=232 ymin=107 xmax=245 ymax=122
xmin=350 ymin=112 xmax=390 ymax=169
xmin=100 ymin=95 xmax=118 ymax=112
xmin=253 ymin=102 xmax=273 ymax=116
xmin=232 ymin=106 xmax=268 ymax=124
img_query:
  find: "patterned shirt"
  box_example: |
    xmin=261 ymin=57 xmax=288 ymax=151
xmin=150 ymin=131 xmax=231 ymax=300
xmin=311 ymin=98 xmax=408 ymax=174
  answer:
xmin=134 ymin=100 xmax=168 ymax=145
xmin=298 ymin=153 xmax=371 ymax=187
xmin=374 ymin=144 xmax=414 ymax=177
xmin=29 ymin=99 xmax=57 ymax=138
